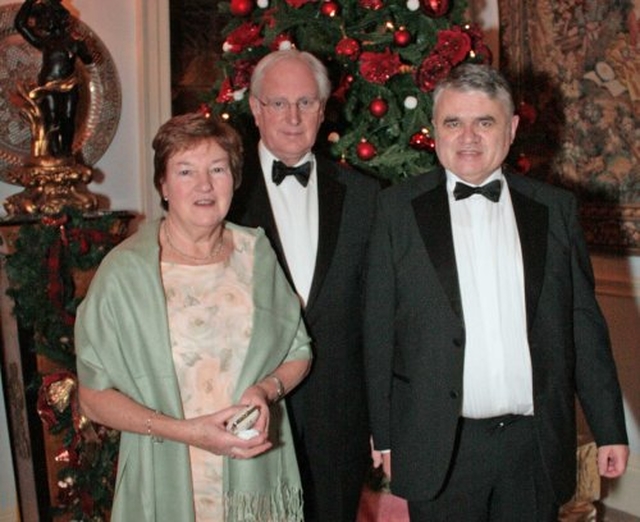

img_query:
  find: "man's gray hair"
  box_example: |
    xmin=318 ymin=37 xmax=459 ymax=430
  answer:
xmin=433 ymin=63 xmax=515 ymax=116
xmin=250 ymin=49 xmax=331 ymax=102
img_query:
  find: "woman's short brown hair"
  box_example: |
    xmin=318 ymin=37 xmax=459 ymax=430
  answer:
xmin=152 ymin=112 xmax=243 ymax=211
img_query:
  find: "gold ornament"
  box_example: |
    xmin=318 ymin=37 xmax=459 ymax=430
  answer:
xmin=46 ymin=376 xmax=76 ymax=413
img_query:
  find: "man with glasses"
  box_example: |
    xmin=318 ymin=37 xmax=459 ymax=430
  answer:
xmin=228 ymin=49 xmax=380 ymax=521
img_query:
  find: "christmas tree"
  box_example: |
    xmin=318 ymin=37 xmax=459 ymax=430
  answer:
xmin=206 ymin=0 xmax=491 ymax=183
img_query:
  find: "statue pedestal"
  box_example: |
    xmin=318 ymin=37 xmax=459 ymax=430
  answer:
xmin=3 ymin=157 xmax=99 ymax=216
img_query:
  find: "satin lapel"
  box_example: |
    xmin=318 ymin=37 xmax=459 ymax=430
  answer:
xmin=412 ymin=176 xmax=464 ymax=321
xmin=306 ymin=157 xmax=344 ymax=309
xmin=239 ymin=155 xmax=291 ymax=279
xmin=507 ymin=177 xmax=548 ymax=332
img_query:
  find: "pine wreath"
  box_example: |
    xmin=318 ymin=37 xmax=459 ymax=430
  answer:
xmin=4 ymin=209 xmax=131 ymax=520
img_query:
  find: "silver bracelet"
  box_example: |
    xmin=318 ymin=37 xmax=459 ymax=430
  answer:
xmin=267 ymin=374 xmax=285 ymax=402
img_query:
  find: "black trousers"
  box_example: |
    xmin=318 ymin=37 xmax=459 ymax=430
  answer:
xmin=408 ymin=415 xmax=560 ymax=522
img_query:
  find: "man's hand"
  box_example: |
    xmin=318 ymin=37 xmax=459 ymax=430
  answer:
xmin=597 ymin=444 xmax=629 ymax=478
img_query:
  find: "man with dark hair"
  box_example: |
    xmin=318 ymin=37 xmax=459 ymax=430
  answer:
xmin=363 ymin=63 xmax=628 ymax=521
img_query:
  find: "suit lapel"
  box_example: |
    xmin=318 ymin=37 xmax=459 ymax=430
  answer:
xmin=236 ymin=154 xmax=290 ymax=278
xmin=235 ymin=154 xmax=343 ymax=311
xmin=412 ymin=172 xmax=464 ymax=321
xmin=409 ymin=169 xmax=549 ymax=333
xmin=306 ymin=157 xmax=344 ymax=309
xmin=506 ymin=175 xmax=548 ymax=332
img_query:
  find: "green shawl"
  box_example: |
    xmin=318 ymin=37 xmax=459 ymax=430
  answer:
xmin=76 ymin=219 xmax=311 ymax=521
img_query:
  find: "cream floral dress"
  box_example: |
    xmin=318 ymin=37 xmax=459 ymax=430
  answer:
xmin=162 ymin=231 xmax=254 ymax=521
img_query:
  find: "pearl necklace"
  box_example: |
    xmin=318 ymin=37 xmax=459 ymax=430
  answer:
xmin=163 ymin=221 xmax=225 ymax=262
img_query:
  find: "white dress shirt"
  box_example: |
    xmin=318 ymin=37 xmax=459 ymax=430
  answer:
xmin=447 ymin=169 xmax=534 ymax=418
xmin=259 ymin=142 xmax=318 ymax=306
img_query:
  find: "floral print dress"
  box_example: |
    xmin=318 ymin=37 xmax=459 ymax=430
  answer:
xmin=162 ymin=232 xmax=254 ymax=521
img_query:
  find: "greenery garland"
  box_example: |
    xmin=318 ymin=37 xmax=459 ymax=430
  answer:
xmin=4 ymin=208 xmax=132 ymax=521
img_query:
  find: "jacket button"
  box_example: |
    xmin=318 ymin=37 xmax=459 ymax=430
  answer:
xmin=453 ymin=338 xmax=462 ymax=347
xmin=449 ymin=390 xmax=459 ymax=399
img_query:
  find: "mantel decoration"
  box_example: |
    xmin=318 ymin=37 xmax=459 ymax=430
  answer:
xmin=206 ymin=0 xmax=491 ymax=183
xmin=0 ymin=4 xmax=125 ymax=518
xmin=4 ymin=208 xmax=132 ymax=520
xmin=0 ymin=2 xmax=121 ymax=216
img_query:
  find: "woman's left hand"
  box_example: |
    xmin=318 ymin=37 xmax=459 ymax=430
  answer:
xmin=238 ymin=384 xmax=272 ymax=438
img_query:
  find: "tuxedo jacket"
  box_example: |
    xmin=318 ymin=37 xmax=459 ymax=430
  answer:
xmin=227 ymin=151 xmax=379 ymax=508
xmin=363 ymin=167 xmax=628 ymax=503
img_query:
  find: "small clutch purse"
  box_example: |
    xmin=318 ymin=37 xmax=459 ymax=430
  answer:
xmin=226 ymin=405 xmax=260 ymax=435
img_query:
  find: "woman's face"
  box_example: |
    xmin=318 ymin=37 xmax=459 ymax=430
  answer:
xmin=161 ymin=139 xmax=234 ymax=234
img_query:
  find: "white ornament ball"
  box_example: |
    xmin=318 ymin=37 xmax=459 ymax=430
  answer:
xmin=233 ymin=88 xmax=247 ymax=101
xmin=257 ymin=0 xmax=269 ymax=7
xmin=406 ymin=0 xmax=420 ymax=11
xmin=404 ymin=96 xmax=418 ymax=109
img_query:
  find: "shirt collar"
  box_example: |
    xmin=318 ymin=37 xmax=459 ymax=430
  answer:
xmin=258 ymin=141 xmax=315 ymax=185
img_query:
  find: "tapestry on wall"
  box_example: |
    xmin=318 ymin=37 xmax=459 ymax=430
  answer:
xmin=498 ymin=0 xmax=640 ymax=253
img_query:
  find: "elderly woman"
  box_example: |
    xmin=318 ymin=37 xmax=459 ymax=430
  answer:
xmin=75 ymin=112 xmax=312 ymax=521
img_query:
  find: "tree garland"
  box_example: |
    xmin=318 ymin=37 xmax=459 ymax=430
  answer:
xmin=5 ymin=209 xmax=132 ymax=521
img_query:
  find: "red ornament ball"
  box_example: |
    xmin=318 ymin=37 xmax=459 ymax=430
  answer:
xmin=369 ymin=98 xmax=388 ymax=118
xmin=420 ymin=0 xmax=449 ymax=17
xmin=394 ymin=27 xmax=412 ymax=47
xmin=516 ymin=153 xmax=532 ymax=174
xmin=517 ymin=101 xmax=537 ymax=126
xmin=359 ymin=0 xmax=384 ymax=9
xmin=230 ymin=0 xmax=254 ymax=16
xmin=409 ymin=131 xmax=435 ymax=151
xmin=320 ymin=0 xmax=340 ymax=17
xmin=356 ymin=140 xmax=377 ymax=160
xmin=336 ymin=37 xmax=361 ymax=60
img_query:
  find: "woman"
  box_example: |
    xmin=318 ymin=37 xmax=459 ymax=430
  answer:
xmin=75 ymin=112 xmax=312 ymax=521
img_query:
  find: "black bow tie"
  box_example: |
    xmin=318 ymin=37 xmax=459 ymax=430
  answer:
xmin=453 ymin=180 xmax=502 ymax=202
xmin=272 ymin=160 xmax=312 ymax=187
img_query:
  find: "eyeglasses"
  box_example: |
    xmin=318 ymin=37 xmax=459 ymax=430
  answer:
xmin=256 ymin=97 xmax=322 ymax=114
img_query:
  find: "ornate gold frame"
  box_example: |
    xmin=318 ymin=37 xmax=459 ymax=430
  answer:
xmin=0 ymin=3 xmax=121 ymax=173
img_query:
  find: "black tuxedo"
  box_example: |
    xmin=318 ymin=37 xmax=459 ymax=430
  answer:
xmin=363 ymin=167 xmax=628 ymax=504
xmin=228 ymin=151 xmax=379 ymax=521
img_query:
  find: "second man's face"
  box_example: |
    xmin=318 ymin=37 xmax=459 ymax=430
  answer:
xmin=249 ymin=59 xmax=325 ymax=166
xmin=432 ymin=89 xmax=519 ymax=185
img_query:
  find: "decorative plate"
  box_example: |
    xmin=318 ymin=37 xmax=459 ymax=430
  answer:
xmin=0 ymin=3 xmax=121 ymax=178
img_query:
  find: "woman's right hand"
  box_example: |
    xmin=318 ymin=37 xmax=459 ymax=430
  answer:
xmin=188 ymin=405 xmax=272 ymax=459
xmin=78 ymin=386 xmax=272 ymax=459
